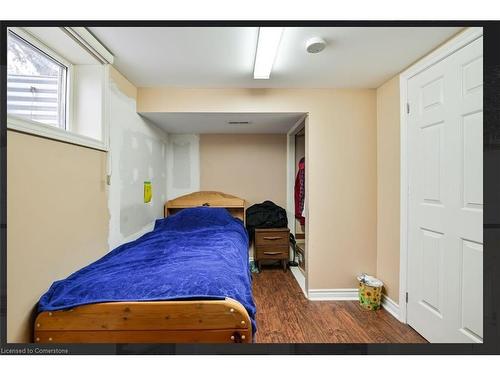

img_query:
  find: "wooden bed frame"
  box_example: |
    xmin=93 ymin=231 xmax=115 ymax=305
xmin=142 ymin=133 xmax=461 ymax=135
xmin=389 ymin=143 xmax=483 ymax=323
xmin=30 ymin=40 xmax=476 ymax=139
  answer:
xmin=34 ymin=191 xmax=251 ymax=344
xmin=164 ymin=191 xmax=246 ymax=224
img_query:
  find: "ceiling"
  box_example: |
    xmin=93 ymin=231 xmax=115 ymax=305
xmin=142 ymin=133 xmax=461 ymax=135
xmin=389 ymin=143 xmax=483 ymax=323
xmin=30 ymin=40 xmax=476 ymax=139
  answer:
xmin=138 ymin=112 xmax=305 ymax=134
xmin=90 ymin=26 xmax=463 ymax=88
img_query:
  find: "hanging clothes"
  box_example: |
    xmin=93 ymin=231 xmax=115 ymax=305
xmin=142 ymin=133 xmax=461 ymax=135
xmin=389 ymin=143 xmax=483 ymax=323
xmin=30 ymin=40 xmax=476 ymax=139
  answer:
xmin=294 ymin=157 xmax=305 ymax=225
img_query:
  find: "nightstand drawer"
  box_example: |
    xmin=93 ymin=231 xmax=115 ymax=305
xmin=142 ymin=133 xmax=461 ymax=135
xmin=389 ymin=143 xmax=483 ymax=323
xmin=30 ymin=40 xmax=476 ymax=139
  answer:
xmin=255 ymin=230 xmax=289 ymax=246
xmin=255 ymin=245 xmax=289 ymax=259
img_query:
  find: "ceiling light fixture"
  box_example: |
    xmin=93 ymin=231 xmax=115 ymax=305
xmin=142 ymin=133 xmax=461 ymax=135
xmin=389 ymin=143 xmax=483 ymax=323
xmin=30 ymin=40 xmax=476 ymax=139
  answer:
xmin=253 ymin=27 xmax=284 ymax=80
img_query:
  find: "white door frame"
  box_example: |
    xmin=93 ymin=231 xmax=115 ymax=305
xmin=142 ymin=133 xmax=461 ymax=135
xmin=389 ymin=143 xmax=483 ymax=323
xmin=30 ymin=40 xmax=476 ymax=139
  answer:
xmin=286 ymin=113 xmax=308 ymax=294
xmin=398 ymin=27 xmax=483 ymax=323
xmin=286 ymin=113 xmax=308 ymax=236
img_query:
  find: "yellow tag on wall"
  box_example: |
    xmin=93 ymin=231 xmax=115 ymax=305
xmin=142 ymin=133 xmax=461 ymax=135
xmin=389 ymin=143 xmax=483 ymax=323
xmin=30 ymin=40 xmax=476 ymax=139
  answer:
xmin=144 ymin=181 xmax=152 ymax=203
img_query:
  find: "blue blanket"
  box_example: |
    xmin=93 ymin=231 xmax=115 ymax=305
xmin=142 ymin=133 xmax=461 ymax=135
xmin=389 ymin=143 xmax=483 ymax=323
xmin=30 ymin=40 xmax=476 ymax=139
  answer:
xmin=38 ymin=207 xmax=257 ymax=334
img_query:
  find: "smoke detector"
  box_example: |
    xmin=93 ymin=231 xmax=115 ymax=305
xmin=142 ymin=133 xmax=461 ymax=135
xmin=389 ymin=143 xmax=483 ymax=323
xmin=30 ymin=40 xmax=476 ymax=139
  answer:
xmin=305 ymin=37 xmax=326 ymax=54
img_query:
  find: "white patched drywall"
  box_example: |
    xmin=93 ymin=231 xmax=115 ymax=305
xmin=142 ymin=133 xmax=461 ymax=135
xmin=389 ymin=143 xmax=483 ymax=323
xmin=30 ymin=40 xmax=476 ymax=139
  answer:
xmin=166 ymin=134 xmax=200 ymax=200
xmin=108 ymin=80 xmax=169 ymax=250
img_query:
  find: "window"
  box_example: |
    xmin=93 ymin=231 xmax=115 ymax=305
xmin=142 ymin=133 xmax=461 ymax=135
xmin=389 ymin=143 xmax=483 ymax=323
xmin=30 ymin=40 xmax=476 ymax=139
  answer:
xmin=6 ymin=27 xmax=112 ymax=151
xmin=7 ymin=30 xmax=68 ymax=129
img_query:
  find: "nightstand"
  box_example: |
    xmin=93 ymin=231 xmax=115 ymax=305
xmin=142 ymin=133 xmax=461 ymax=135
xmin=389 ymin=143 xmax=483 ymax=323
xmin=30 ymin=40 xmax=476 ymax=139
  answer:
xmin=254 ymin=228 xmax=290 ymax=272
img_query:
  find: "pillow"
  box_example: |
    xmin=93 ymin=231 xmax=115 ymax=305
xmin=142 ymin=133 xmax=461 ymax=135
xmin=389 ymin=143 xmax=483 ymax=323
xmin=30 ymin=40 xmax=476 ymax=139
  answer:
xmin=154 ymin=206 xmax=236 ymax=232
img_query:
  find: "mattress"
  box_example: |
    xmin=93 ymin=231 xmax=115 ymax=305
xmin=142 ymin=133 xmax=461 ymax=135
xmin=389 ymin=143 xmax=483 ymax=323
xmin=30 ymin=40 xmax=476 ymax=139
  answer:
xmin=37 ymin=206 xmax=257 ymax=333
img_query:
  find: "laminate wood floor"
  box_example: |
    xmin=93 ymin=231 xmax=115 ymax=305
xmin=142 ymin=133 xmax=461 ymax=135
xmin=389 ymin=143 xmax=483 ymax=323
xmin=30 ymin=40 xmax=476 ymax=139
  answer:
xmin=252 ymin=267 xmax=427 ymax=343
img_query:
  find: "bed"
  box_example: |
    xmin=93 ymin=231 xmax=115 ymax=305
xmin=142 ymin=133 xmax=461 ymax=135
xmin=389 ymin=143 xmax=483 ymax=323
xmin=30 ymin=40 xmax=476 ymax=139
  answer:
xmin=34 ymin=191 xmax=255 ymax=344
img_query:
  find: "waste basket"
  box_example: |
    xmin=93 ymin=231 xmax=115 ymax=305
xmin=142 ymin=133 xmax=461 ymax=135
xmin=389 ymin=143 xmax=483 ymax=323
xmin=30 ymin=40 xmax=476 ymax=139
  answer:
xmin=357 ymin=273 xmax=383 ymax=310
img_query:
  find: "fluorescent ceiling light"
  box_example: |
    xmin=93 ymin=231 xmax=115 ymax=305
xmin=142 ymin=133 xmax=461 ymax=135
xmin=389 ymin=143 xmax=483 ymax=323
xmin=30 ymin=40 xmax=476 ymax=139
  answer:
xmin=253 ymin=27 xmax=284 ymax=79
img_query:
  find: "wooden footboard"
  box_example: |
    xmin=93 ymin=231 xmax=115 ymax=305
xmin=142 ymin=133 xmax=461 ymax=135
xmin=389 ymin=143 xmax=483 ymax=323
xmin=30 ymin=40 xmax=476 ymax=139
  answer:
xmin=34 ymin=298 xmax=252 ymax=344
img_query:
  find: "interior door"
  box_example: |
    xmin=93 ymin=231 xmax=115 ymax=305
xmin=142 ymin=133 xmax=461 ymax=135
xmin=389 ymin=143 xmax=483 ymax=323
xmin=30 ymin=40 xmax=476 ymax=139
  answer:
xmin=406 ymin=35 xmax=483 ymax=343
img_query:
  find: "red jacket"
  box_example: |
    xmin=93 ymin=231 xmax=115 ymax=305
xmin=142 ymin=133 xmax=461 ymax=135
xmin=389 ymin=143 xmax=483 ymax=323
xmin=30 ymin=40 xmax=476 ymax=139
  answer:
xmin=294 ymin=157 xmax=305 ymax=226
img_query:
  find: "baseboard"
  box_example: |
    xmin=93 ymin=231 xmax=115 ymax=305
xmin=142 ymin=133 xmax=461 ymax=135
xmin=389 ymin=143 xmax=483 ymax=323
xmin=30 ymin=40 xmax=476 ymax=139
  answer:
xmin=382 ymin=294 xmax=401 ymax=321
xmin=307 ymin=288 xmax=358 ymax=301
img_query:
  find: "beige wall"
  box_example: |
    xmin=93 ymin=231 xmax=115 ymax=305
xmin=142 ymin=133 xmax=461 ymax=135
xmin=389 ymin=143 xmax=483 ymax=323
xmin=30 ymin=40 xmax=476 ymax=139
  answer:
xmin=138 ymin=88 xmax=378 ymax=290
xmin=110 ymin=65 xmax=137 ymax=100
xmin=7 ymin=131 xmax=109 ymax=342
xmin=373 ymin=30 xmax=465 ymax=302
xmin=200 ymin=134 xmax=287 ymax=208
xmin=376 ymin=76 xmax=401 ymax=302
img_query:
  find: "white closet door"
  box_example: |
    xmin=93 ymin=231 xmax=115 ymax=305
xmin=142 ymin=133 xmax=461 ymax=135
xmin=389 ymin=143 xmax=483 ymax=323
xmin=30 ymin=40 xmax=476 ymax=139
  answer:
xmin=406 ymin=36 xmax=483 ymax=343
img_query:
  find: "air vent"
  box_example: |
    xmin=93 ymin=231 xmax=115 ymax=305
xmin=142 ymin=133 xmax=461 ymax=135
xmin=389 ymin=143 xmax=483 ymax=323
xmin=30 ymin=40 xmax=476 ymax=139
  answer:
xmin=227 ymin=121 xmax=251 ymax=125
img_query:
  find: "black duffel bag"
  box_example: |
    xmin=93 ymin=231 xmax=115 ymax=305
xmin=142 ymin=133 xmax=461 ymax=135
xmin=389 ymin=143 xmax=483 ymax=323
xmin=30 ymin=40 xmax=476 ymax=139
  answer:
xmin=245 ymin=201 xmax=288 ymax=241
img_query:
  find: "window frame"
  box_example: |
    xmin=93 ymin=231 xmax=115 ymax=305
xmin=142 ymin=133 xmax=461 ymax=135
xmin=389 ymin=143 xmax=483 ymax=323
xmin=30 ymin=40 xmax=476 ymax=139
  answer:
xmin=7 ymin=27 xmax=73 ymax=130
xmin=6 ymin=27 xmax=109 ymax=152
